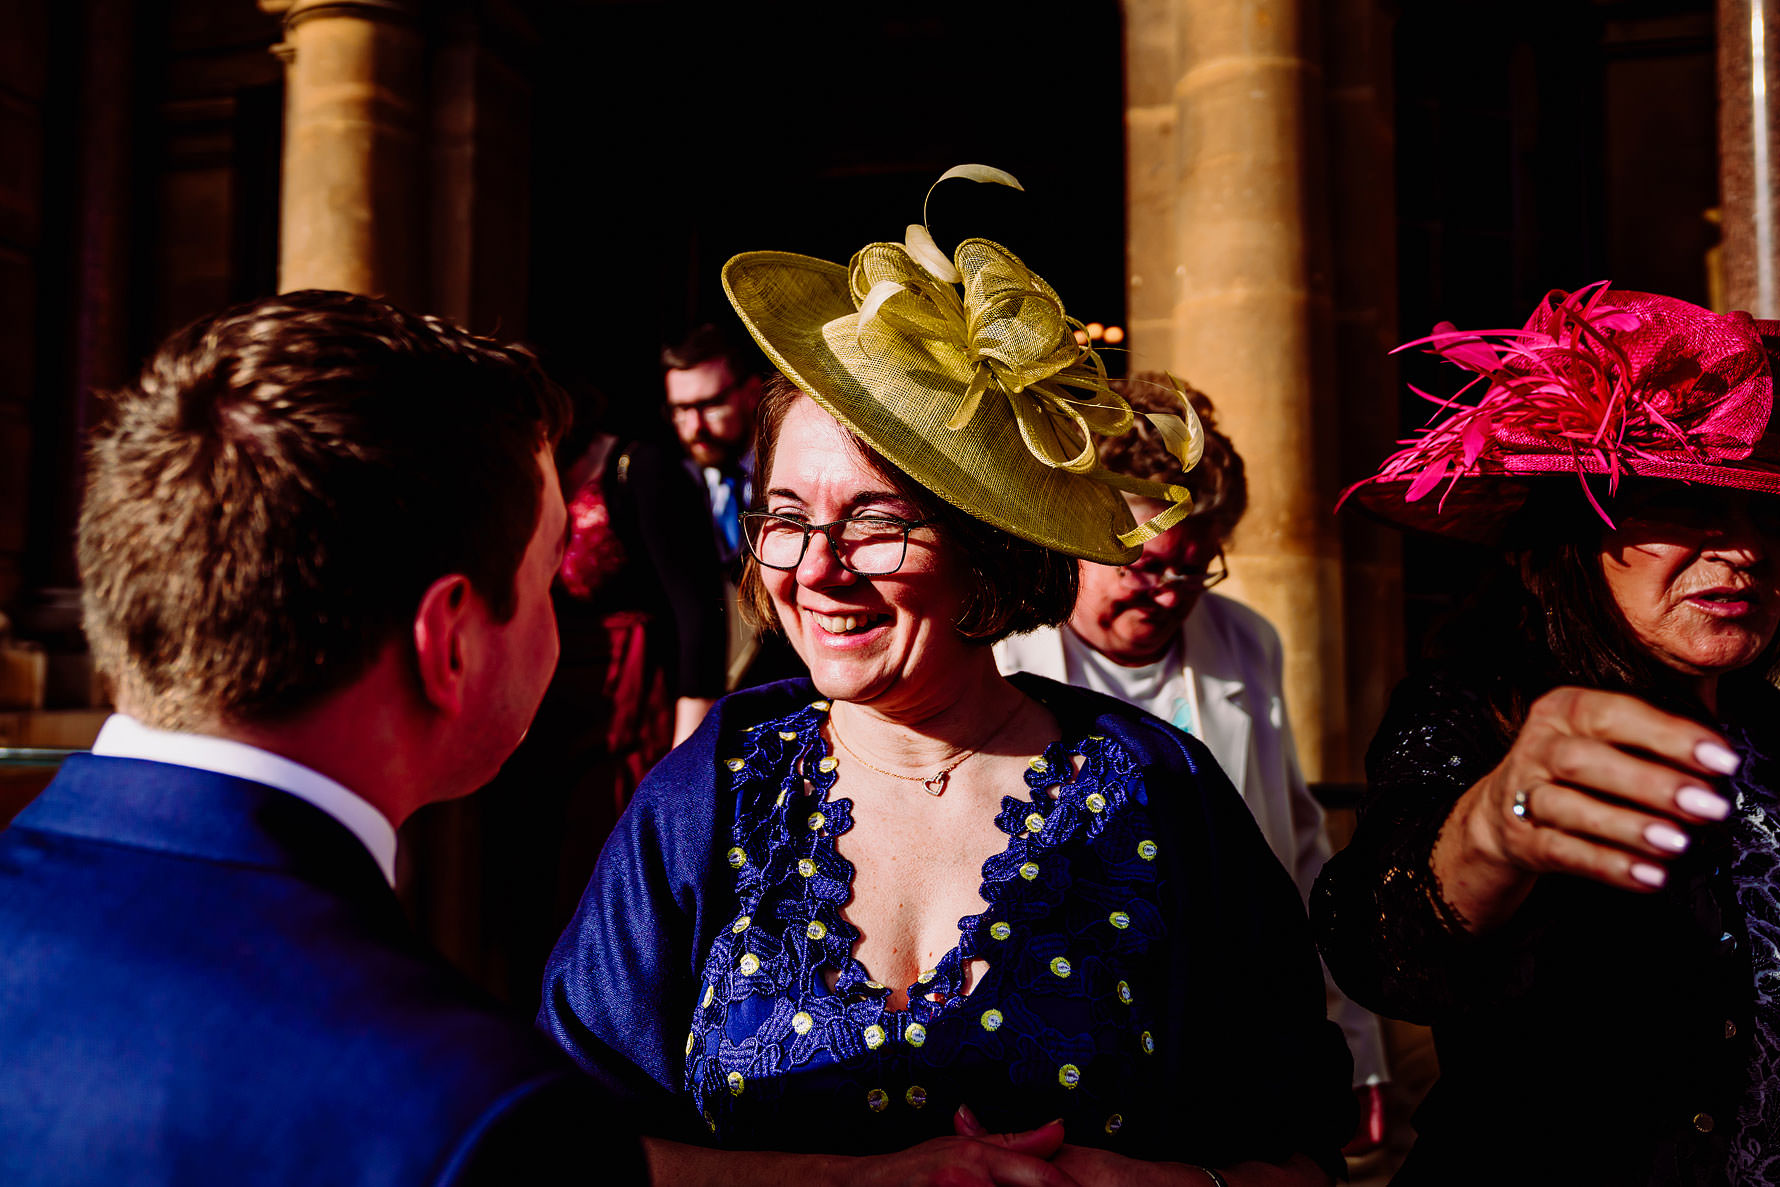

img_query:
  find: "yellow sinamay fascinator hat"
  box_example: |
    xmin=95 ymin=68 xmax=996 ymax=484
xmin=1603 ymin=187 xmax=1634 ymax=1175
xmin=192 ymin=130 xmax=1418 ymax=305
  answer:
xmin=722 ymin=165 xmax=1202 ymax=565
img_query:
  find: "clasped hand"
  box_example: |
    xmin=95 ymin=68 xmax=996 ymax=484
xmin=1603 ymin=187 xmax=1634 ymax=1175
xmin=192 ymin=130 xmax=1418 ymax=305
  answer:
xmin=860 ymin=1106 xmax=1323 ymax=1187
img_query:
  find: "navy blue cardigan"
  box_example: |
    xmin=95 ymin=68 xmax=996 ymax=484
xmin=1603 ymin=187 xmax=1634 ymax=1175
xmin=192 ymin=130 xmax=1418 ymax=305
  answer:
xmin=542 ymin=674 xmax=1353 ymax=1171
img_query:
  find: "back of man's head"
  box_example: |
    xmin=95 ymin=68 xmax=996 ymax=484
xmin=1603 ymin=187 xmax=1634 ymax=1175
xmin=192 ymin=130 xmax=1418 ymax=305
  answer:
xmin=79 ymin=290 xmax=570 ymax=732
xmin=660 ymin=323 xmax=751 ymax=377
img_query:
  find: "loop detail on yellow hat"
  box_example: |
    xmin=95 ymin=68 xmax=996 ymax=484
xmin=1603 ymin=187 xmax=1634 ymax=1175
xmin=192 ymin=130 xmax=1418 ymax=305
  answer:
xmin=723 ymin=166 xmax=1201 ymax=563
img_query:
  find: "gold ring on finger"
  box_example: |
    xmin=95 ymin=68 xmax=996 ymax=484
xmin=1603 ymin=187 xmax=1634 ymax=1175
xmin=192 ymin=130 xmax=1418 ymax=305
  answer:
xmin=1511 ymin=786 xmax=1536 ymax=824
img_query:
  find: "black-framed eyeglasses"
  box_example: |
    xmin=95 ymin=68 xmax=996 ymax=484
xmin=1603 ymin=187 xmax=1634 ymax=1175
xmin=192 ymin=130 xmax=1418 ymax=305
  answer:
xmin=741 ymin=511 xmax=936 ymax=576
xmin=665 ymin=378 xmax=751 ymax=420
xmin=1118 ymin=548 xmax=1228 ymax=593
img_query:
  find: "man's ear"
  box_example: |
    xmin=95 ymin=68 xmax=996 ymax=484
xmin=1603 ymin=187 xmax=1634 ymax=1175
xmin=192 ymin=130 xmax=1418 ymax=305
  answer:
xmin=412 ymin=574 xmax=474 ymax=715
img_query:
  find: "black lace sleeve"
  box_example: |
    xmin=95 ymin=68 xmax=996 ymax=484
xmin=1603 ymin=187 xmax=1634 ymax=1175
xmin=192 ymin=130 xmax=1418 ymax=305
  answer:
xmin=1311 ymin=669 xmax=1547 ymax=1024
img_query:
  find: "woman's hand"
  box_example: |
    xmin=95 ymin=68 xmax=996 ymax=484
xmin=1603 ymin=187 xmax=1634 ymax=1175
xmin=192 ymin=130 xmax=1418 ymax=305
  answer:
xmin=848 ymin=1124 xmax=1075 ymax=1187
xmin=1432 ymin=686 xmax=1739 ymax=932
xmin=1050 ymin=1147 xmax=1327 ymax=1187
xmin=642 ymin=1121 xmax=1077 ymax=1187
xmin=953 ymin=1107 xmax=1329 ymax=1187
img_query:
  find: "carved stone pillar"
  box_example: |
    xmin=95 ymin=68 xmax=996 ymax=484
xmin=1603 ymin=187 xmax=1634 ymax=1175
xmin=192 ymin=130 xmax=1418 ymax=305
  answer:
xmin=1123 ymin=0 xmax=1352 ymax=779
xmin=262 ymin=0 xmax=425 ymax=306
xmin=1720 ymin=0 xmax=1780 ymax=316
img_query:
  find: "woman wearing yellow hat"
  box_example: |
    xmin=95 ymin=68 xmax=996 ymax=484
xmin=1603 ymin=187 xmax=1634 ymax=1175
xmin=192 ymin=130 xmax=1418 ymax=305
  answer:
xmin=541 ymin=170 xmax=1353 ymax=1186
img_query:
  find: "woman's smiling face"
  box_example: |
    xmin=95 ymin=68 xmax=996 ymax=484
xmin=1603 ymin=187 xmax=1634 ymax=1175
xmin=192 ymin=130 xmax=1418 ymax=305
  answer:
xmin=757 ymin=395 xmax=974 ymax=710
xmin=1599 ymin=486 xmax=1780 ymax=678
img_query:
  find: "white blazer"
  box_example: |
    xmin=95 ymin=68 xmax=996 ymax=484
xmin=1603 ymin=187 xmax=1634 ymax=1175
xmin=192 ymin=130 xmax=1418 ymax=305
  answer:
xmin=995 ymin=592 xmax=1388 ymax=1085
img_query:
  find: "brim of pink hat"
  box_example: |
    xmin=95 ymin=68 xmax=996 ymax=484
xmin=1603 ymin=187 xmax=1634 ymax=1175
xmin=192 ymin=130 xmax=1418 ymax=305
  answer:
xmin=1347 ymin=456 xmax=1780 ymax=545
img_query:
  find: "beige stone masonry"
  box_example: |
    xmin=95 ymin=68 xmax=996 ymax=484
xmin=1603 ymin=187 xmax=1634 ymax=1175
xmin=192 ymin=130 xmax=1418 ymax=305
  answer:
xmin=1124 ymin=0 xmax=1359 ymax=779
xmin=264 ymin=0 xmax=424 ymax=306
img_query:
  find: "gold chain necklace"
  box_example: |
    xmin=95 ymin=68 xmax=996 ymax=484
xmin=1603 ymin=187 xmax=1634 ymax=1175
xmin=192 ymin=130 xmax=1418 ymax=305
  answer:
xmin=827 ymin=696 xmax=1028 ymax=797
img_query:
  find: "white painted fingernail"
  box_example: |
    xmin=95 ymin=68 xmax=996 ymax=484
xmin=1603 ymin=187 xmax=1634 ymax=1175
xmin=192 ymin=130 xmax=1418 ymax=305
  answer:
xmin=1645 ymin=822 xmax=1690 ymax=853
xmin=1631 ymin=862 xmax=1668 ymax=888
xmin=1677 ymin=786 xmax=1732 ymax=821
xmin=1696 ymin=741 xmax=1741 ymax=775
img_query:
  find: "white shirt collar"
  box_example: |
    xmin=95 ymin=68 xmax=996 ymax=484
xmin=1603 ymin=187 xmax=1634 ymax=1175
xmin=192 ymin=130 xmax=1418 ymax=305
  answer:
xmin=89 ymin=714 xmax=398 ymax=886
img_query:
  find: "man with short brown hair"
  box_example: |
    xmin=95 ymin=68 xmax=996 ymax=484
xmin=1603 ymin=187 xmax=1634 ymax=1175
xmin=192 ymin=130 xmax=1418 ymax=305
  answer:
xmin=662 ymin=323 xmax=763 ymax=578
xmin=661 ymin=324 xmax=803 ymax=690
xmin=0 ymin=290 xmax=645 ymax=1185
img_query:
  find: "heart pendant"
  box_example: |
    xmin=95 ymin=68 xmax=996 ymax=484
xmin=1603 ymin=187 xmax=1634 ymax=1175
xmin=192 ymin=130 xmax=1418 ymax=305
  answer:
xmin=922 ymin=772 xmax=948 ymax=796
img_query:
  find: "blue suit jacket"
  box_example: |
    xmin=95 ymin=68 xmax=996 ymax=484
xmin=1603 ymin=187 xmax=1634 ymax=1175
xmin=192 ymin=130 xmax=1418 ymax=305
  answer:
xmin=0 ymin=754 xmax=646 ymax=1186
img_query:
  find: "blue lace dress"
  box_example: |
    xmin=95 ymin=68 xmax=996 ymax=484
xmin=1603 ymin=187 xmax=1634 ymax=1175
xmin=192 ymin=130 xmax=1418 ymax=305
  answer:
xmin=542 ymin=676 xmax=1353 ymax=1169
xmin=686 ymin=697 xmax=1168 ymax=1153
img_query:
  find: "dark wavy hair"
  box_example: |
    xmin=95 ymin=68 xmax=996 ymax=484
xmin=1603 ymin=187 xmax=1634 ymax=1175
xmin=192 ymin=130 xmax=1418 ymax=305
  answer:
xmin=79 ymin=289 xmax=571 ymax=730
xmin=738 ymin=375 xmax=1078 ymax=644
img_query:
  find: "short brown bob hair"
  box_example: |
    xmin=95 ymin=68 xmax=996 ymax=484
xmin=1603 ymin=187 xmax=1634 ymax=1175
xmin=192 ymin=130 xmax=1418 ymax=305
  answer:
xmin=79 ymin=290 xmax=571 ymax=730
xmin=1095 ymin=371 xmax=1248 ymax=543
xmin=739 ymin=375 xmax=1078 ymax=644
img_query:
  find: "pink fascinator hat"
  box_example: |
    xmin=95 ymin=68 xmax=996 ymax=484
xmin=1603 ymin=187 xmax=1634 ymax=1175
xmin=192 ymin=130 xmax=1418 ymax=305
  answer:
xmin=1343 ymin=282 xmax=1780 ymax=542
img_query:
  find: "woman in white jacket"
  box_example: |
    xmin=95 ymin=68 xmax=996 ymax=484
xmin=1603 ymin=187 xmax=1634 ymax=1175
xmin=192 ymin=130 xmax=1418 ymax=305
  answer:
xmin=995 ymin=373 xmax=1389 ymax=1146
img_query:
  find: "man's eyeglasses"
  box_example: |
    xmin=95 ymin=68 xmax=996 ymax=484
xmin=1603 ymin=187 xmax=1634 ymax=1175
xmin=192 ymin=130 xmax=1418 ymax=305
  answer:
xmin=741 ymin=511 xmax=935 ymax=576
xmin=1117 ymin=548 xmax=1228 ymax=594
xmin=667 ymin=380 xmax=750 ymax=421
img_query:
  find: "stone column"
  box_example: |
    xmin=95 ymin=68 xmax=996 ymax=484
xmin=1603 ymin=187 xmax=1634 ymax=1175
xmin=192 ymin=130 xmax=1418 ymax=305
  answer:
xmin=1325 ymin=0 xmax=1404 ymax=759
xmin=429 ymin=5 xmax=534 ymax=335
xmin=262 ymin=0 xmax=425 ymax=307
xmin=34 ymin=0 xmax=139 ymax=595
xmin=1124 ymin=0 xmax=1180 ymax=361
xmin=1720 ymin=0 xmax=1780 ymax=316
xmin=1124 ymin=0 xmax=1352 ymax=779
xmin=0 ymin=2 xmax=52 ymax=613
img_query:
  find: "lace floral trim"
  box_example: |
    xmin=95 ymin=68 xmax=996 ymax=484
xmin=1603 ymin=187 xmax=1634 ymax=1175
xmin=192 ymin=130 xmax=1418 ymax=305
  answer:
xmin=684 ymin=699 xmax=1166 ymax=1138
